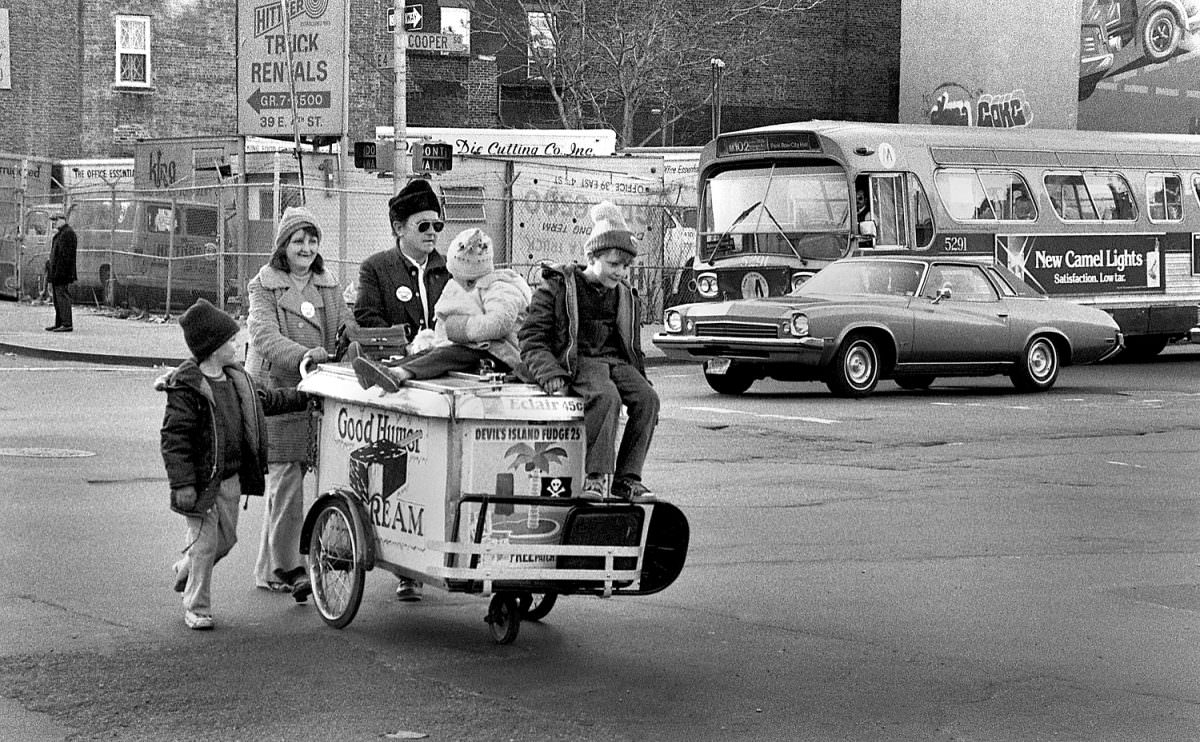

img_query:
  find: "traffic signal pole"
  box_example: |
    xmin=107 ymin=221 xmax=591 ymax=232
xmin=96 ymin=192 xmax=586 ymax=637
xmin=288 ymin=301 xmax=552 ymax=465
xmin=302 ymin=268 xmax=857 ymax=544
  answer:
xmin=393 ymin=13 xmax=408 ymax=193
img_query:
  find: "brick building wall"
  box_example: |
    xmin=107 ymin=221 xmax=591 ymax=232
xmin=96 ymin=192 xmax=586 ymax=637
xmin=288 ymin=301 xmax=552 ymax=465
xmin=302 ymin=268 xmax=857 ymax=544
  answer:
xmin=0 ymin=0 xmax=83 ymax=158
xmin=77 ymin=0 xmax=237 ymax=157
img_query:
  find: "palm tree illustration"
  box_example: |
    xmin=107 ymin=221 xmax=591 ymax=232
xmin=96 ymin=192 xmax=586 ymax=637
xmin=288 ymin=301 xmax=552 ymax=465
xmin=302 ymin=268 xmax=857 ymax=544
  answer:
xmin=504 ymin=442 xmax=569 ymax=526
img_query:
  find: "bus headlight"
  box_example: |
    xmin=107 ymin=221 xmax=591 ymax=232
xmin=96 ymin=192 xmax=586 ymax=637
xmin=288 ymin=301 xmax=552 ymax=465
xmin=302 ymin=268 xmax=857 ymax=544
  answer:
xmin=695 ymin=272 xmax=719 ymax=299
xmin=789 ymin=312 xmax=809 ymax=337
xmin=664 ymin=309 xmax=684 ymax=333
xmin=790 ymin=271 xmax=815 ymax=293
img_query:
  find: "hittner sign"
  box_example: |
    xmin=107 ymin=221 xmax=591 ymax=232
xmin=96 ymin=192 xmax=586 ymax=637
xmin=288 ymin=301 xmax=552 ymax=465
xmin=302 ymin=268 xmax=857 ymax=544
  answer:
xmin=236 ymin=0 xmax=347 ymax=137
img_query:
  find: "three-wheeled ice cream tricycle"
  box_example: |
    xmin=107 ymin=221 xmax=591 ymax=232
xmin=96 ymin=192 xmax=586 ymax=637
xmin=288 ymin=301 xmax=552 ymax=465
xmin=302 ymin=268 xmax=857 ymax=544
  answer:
xmin=295 ymin=363 xmax=689 ymax=644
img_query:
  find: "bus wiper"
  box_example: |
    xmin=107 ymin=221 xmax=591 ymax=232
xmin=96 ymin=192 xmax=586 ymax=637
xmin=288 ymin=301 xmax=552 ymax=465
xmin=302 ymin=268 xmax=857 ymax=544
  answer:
xmin=703 ymin=200 xmax=762 ymax=265
xmin=756 ymin=202 xmax=807 ymax=267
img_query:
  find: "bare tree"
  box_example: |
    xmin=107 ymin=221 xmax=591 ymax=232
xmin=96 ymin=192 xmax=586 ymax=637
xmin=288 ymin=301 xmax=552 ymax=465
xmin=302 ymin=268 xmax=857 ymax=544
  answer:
xmin=471 ymin=0 xmax=827 ymax=146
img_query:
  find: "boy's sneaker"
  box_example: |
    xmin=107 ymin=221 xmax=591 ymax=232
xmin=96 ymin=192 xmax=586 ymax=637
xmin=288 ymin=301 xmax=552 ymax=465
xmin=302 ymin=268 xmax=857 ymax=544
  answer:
xmin=184 ymin=611 xmax=214 ymax=630
xmin=352 ymin=356 xmax=402 ymax=393
xmin=291 ymin=576 xmax=312 ymax=603
xmin=612 ymin=478 xmax=655 ymax=501
xmin=395 ymin=578 xmax=423 ymax=602
xmin=579 ymin=475 xmax=607 ymax=501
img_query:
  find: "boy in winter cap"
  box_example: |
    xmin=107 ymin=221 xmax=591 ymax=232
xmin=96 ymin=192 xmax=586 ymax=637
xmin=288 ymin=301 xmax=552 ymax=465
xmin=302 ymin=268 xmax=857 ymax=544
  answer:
xmin=159 ymin=299 xmax=308 ymax=629
xmin=518 ymin=201 xmax=659 ymax=501
xmin=352 ymin=227 xmax=532 ymax=390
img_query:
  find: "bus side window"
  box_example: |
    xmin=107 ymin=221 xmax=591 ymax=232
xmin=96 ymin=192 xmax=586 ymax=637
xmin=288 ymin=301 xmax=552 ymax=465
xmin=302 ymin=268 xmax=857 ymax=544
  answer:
xmin=909 ymin=174 xmax=934 ymax=249
xmin=1147 ymin=173 xmax=1183 ymax=222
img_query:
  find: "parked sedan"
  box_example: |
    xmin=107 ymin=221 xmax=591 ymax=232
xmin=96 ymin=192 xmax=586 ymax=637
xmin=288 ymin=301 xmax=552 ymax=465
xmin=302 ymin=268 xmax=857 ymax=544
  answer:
xmin=653 ymin=256 xmax=1125 ymax=397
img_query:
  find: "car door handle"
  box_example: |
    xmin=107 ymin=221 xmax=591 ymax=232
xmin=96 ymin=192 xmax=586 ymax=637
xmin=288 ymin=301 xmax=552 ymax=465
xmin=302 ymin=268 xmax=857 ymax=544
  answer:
xmin=997 ymin=313 xmax=1009 ymax=318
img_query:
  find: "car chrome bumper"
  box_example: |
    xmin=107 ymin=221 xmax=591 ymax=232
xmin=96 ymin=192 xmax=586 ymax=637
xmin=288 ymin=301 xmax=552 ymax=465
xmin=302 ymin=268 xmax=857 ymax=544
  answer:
xmin=652 ymin=333 xmax=827 ymax=361
xmin=1098 ymin=332 xmax=1125 ymax=362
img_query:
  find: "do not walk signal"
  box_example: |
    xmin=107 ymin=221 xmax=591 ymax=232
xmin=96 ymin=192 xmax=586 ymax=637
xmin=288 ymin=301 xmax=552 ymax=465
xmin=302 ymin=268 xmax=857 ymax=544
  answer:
xmin=353 ymin=140 xmax=395 ymax=170
xmin=411 ymin=140 xmax=453 ymax=173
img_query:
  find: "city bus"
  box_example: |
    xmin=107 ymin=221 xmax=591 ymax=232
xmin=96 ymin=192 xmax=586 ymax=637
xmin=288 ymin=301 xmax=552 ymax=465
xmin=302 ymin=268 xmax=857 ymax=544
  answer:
xmin=20 ymin=197 xmax=228 ymax=310
xmin=687 ymin=120 xmax=1200 ymax=358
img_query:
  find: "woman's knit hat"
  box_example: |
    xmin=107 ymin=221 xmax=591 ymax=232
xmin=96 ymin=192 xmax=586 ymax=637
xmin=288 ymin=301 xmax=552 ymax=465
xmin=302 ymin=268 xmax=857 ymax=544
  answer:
xmin=388 ymin=177 xmax=443 ymax=224
xmin=275 ymin=205 xmax=322 ymax=251
xmin=584 ymin=201 xmax=637 ymax=257
xmin=179 ymin=298 xmax=241 ymax=361
xmin=446 ymin=228 xmax=495 ymax=281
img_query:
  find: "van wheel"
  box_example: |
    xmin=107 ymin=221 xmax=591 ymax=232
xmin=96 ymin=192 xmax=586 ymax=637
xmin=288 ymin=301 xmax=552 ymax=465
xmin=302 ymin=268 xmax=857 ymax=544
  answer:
xmin=103 ymin=278 xmax=123 ymax=307
xmin=1142 ymin=7 xmax=1182 ymax=60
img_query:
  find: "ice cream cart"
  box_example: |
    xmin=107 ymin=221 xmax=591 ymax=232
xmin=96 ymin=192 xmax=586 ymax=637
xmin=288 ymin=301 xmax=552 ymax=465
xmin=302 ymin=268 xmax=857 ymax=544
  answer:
xmin=296 ymin=364 xmax=689 ymax=644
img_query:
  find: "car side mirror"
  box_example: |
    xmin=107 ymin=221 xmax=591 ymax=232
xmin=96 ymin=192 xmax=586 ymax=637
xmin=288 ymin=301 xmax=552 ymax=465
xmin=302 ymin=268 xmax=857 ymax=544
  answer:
xmin=933 ymin=284 xmax=952 ymax=304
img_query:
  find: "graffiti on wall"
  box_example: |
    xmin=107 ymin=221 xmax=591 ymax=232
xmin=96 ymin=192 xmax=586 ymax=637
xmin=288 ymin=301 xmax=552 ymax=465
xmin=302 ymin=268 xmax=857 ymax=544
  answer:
xmin=927 ymin=83 xmax=1034 ymax=128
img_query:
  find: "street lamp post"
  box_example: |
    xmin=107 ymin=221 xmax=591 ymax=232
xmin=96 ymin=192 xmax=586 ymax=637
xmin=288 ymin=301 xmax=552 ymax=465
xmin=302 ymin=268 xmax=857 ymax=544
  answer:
xmin=710 ymin=58 xmax=725 ymax=141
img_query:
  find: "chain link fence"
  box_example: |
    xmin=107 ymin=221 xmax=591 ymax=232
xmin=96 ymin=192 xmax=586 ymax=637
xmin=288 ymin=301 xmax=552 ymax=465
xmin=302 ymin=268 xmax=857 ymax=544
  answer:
xmin=1 ymin=161 xmax=700 ymax=322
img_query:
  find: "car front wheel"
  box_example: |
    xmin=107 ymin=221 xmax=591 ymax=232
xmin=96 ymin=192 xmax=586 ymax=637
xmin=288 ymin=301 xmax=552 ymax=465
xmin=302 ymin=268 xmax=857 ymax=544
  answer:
xmin=826 ymin=334 xmax=880 ymax=397
xmin=1010 ymin=336 xmax=1059 ymax=392
xmin=704 ymin=362 xmax=754 ymax=395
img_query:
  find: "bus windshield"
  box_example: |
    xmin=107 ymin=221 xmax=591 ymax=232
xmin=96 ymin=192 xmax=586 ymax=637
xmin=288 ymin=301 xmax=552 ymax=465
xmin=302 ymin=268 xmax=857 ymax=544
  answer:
xmin=701 ymin=164 xmax=851 ymax=263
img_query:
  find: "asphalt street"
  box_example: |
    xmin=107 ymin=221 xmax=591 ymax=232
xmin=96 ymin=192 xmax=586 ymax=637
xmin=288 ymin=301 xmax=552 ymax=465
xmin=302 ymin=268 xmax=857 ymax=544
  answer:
xmin=0 ymin=299 xmax=1198 ymax=740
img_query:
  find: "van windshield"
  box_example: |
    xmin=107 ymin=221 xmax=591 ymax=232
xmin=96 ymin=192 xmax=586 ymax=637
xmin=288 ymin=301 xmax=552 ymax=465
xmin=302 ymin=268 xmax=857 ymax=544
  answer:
xmin=74 ymin=200 xmax=136 ymax=231
xmin=700 ymin=164 xmax=851 ymax=263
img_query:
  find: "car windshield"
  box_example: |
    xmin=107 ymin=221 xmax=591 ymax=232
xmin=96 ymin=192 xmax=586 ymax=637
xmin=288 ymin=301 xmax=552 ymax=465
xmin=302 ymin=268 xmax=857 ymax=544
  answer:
xmin=796 ymin=260 xmax=925 ymax=297
xmin=700 ymin=164 xmax=851 ymax=262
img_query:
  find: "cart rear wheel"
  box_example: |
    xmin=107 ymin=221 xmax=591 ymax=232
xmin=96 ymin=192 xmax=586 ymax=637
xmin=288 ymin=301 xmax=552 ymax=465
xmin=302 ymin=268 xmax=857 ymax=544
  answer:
xmin=517 ymin=591 xmax=558 ymax=622
xmin=307 ymin=500 xmax=366 ymax=629
xmin=486 ymin=593 xmax=521 ymax=644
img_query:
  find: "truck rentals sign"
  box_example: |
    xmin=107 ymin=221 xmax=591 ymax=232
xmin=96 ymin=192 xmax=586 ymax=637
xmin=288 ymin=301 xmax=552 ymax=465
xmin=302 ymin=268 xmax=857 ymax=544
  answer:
xmin=236 ymin=0 xmax=347 ymax=137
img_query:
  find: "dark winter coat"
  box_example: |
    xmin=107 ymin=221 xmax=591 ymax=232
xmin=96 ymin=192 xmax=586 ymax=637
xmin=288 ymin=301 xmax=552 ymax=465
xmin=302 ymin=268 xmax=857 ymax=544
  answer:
xmin=354 ymin=247 xmax=450 ymax=339
xmin=159 ymin=360 xmax=307 ymax=516
xmin=47 ymin=223 xmax=77 ymax=285
xmin=518 ymin=262 xmax=647 ymax=387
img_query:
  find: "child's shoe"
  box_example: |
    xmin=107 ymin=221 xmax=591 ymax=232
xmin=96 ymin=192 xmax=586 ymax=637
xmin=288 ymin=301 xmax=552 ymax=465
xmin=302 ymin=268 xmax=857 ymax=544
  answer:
xmin=353 ymin=356 xmax=402 ymax=393
xmin=395 ymin=578 xmax=423 ymax=601
xmin=579 ymin=474 xmax=607 ymax=501
xmin=184 ymin=611 xmax=214 ymax=630
xmin=611 ymin=478 xmax=655 ymax=501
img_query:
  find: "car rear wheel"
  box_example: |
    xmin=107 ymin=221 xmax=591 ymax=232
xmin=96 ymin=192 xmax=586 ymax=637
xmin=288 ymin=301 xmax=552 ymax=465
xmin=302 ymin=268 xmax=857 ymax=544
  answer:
xmin=1142 ymin=7 xmax=1181 ymax=60
xmin=704 ymin=364 xmax=754 ymax=395
xmin=894 ymin=375 xmax=935 ymax=391
xmin=826 ymin=334 xmax=880 ymax=398
xmin=1010 ymin=336 xmax=1059 ymax=392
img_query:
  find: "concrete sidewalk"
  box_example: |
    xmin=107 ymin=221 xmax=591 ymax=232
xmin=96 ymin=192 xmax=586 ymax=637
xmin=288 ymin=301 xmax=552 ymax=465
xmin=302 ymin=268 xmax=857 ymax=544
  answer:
xmin=0 ymin=299 xmax=673 ymax=368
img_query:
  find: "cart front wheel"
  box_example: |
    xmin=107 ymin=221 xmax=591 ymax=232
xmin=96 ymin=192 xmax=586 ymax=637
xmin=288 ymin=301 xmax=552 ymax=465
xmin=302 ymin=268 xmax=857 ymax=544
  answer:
xmin=517 ymin=591 xmax=558 ymax=622
xmin=307 ymin=500 xmax=366 ymax=629
xmin=486 ymin=593 xmax=521 ymax=644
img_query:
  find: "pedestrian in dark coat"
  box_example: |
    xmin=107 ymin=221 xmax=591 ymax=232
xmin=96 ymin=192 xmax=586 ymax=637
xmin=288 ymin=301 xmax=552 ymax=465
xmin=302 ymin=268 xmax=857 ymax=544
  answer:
xmin=159 ymin=298 xmax=307 ymax=630
xmin=46 ymin=211 xmax=77 ymax=332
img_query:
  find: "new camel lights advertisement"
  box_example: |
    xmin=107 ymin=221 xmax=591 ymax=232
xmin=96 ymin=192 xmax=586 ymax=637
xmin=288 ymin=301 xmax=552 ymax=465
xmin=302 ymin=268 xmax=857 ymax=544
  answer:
xmin=236 ymin=0 xmax=347 ymax=138
xmin=996 ymin=234 xmax=1165 ymax=294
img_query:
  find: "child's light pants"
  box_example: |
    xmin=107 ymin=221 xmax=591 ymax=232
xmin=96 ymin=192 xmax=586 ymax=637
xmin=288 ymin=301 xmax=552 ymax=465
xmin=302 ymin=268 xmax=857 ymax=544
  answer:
xmin=175 ymin=475 xmax=241 ymax=615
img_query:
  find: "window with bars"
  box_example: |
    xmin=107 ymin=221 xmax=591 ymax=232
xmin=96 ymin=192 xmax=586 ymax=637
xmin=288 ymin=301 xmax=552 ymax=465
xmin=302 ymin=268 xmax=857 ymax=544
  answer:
xmin=115 ymin=15 xmax=151 ymax=87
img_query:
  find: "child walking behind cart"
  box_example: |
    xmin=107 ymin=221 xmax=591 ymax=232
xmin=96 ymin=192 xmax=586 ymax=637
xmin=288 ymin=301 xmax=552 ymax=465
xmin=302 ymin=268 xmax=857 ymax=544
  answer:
xmin=159 ymin=299 xmax=308 ymax=630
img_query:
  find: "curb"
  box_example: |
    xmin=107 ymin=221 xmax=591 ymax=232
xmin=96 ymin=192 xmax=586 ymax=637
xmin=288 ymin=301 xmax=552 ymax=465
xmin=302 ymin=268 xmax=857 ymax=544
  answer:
xmin=0 ymin=341 xmax=185 ymax=368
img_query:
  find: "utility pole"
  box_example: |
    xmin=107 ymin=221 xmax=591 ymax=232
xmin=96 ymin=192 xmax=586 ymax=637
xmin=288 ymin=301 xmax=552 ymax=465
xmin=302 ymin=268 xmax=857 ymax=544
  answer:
xmin=393 ymin=3 xmax=408 ymax=194
xmin=710 ymin=58 xmax=725 ymax=141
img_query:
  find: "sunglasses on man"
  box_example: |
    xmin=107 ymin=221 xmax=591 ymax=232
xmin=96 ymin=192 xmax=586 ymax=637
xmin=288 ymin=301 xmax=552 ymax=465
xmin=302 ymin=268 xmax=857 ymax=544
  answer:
xmin=416 ymin=220 xmax=444 ymax=234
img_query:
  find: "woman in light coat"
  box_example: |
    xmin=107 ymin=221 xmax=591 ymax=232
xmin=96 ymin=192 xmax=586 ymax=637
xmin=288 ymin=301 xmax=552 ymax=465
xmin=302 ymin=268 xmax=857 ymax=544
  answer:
xmin=245 ymin=206 xmax=354 ymax=596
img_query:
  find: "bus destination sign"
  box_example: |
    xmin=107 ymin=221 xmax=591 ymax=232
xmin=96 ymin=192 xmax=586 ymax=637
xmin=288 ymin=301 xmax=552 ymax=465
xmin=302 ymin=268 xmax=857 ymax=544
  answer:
xmin=717 ymin=132 xmax=820 ymax=157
